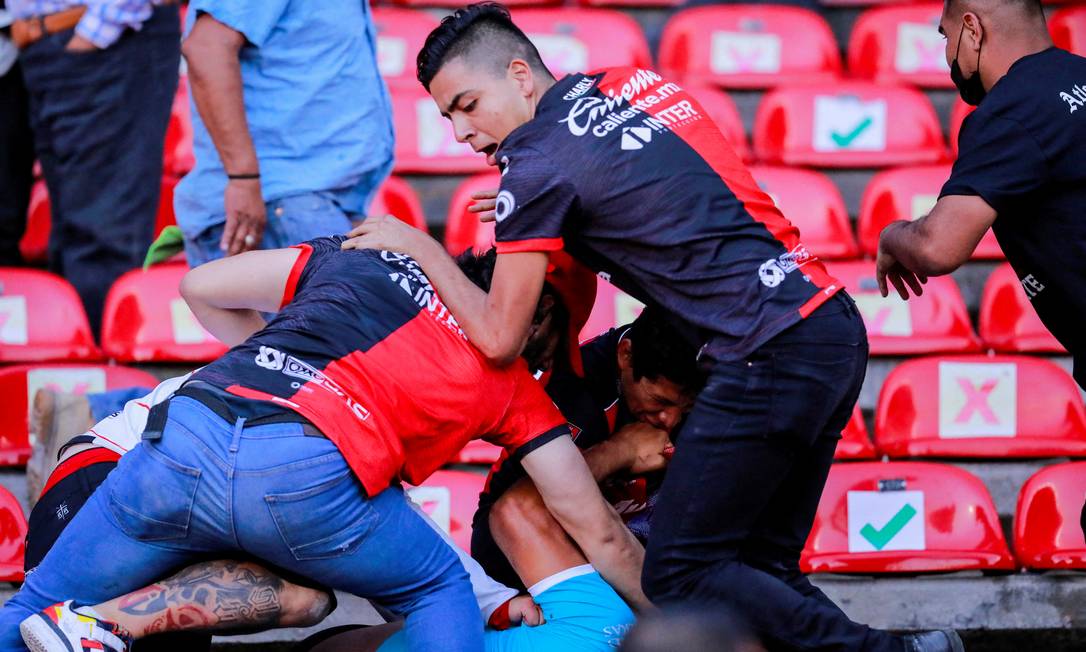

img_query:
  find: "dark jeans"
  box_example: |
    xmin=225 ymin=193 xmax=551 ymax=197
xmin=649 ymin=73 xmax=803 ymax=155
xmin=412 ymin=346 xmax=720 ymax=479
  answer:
xmin=19 ymin=5 xmax=180 ymax=333
xmin=0 ymin=61 xmax=34 ymax=266
xmin=643 ymin=293 xmax=901 ymax=652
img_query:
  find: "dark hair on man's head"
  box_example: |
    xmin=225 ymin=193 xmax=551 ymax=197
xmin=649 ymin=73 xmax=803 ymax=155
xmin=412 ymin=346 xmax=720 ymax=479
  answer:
xmin=417 ymin=2 xmax=551 ymax=91
xmin=455 ymin=247 xmax=498 ymax=291
xmin=625 ymin=307 xmax=705 ymax=395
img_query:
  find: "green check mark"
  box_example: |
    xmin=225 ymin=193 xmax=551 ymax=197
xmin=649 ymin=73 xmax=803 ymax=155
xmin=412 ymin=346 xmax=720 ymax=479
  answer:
xmin=830 ymin=116 xmax=874 ymax=148
xmin=860 ymin=504 xmax=917 ymax=550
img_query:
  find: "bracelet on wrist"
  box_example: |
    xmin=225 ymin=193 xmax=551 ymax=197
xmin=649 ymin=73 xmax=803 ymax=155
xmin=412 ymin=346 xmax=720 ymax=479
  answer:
xmin=227 ymin=172 xmax=260 ymax=180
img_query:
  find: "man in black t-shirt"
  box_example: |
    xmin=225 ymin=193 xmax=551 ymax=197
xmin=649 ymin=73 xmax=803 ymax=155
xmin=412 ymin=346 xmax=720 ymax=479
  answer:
xmin=877 ymin=0 xmax=1086 ymax=389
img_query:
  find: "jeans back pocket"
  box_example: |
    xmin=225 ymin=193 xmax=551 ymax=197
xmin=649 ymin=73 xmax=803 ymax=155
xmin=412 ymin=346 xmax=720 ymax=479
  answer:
xmin=108 ymin=443 xmax=201 ymax=542
xmin=265 ymin=470 xmax=378 ymax=561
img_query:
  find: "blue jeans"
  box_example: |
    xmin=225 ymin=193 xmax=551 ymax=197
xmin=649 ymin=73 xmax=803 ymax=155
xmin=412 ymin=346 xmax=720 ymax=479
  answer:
xmin=0 ymin=396 xmax=483 ymax=652
xmin=87 ymin=387 xmax=153 ymax=422
xmin=183 ymin=166 xmax=388 ymax=268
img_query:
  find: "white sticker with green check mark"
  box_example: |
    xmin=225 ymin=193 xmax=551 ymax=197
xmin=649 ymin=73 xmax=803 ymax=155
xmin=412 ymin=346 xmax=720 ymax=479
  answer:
xmin=847 ymin=490 xmax=925 ymax=553
xmin=812 ymin=96 xmax=887 ymax=152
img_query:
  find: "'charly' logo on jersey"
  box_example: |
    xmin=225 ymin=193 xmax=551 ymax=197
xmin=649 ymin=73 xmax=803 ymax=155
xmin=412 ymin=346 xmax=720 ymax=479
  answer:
xmin=1059 ymin=84 xmax=1086 ymax=114
xmin=563 ymin=76 xmax=596 ymax=101
xmin=494 ymin=190 xmax=515 ymax=222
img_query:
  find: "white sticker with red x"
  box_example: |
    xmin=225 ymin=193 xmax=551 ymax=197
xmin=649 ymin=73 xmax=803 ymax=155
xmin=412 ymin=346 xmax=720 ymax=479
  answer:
xmin=407 ymin=486 xmax=452 ymax=536
xmin=938 ymin=361 xmax=1017 ymax=438
xmin=0 ymin=296 xmax=29 ymax=346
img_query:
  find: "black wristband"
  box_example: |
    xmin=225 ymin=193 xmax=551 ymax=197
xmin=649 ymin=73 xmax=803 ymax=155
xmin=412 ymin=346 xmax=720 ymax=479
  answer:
xmin=227 ymin=172 xmax=260 ymax=180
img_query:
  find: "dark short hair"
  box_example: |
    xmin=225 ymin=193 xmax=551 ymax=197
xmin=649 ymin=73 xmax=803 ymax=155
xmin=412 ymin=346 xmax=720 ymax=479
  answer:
xmin=455 ymin=247 xmax=498 ymax=291
xmin=625 ymin=307 xmax=704 ymax=395
xmin=416 ymin=2 xmax=550 ymax=91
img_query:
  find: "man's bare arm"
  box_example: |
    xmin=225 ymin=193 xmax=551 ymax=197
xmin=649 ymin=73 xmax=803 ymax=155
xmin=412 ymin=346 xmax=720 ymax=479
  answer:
xmin=182 ymin=13 xmax=266 ymax=256
xmin=180 ymin=248 xmax=300 ymax=346
xmin=91 ymin=560 xmax=332 ymax=638
xmin=876 ymin=195 xmax=997 ymax=299
xmin=521 ymin=436 xmax=651 ymax=611
xmin=582 ymin=422 xmax=672 ymax=482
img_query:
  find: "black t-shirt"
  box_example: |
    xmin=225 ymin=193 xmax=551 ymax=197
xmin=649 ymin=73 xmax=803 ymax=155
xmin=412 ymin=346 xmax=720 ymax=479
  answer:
xmin=493 ymin=68 xmax=842 ymax=362
xmin=941 ymin=47 xmax=1086 ymax=386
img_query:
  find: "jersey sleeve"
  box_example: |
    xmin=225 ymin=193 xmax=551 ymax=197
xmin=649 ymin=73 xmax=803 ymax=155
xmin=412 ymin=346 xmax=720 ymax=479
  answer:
xmin=940 ymin=113 xmax=1048 ymax=216
xmin=279 ymin=236 xmax=345 ymax=308
xmin=486 ymin=369 xmax=571 ymax=460
xmin=493 ymin=146 xmax=577 ymax=255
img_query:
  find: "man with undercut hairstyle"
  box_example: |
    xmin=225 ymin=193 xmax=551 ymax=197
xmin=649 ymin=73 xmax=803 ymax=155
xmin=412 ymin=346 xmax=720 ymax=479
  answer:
xmin=341 ymin=3 xmax=964 ymax=650
xmin=877 ymin=0 xmax=1086 ymax=391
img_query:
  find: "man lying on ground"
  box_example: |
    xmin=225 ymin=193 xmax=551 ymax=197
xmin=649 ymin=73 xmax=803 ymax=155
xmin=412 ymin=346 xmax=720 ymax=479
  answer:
xmin=0 ymin=238 xmax=647 ymax=652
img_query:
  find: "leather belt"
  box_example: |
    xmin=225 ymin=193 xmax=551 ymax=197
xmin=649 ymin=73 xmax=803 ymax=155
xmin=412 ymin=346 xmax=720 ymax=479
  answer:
xmin=11 ymin=7 xmax=86 ymax=50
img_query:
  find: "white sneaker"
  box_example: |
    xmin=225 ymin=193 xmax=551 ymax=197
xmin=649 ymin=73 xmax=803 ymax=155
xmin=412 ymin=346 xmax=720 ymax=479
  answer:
xmin=20 ymin=601 xmax=133 ymax=652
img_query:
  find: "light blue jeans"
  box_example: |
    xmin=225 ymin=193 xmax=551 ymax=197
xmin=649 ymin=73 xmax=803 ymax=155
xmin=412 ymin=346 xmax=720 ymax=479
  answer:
xmin=0 ymin=396 xmax=483 ymax=652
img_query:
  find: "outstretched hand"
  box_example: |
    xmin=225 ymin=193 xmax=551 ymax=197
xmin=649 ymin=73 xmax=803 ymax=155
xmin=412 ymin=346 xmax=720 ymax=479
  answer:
xmin=875 ymin=223 xmax=927 ymax=300
xmin=469 ymin=188 xmax=499 ymax=223
xmin=340 ymin=214 xmax=432 ymax=257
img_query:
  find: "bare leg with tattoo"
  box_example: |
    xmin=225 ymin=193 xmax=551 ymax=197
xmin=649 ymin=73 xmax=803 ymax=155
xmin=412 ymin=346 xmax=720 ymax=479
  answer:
xmin=89 ymin=560 xmax=333 ymax=638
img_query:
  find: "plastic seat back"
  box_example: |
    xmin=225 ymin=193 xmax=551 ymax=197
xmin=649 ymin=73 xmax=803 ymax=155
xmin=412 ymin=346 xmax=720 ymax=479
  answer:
xmin=391 ymin=86 xmax=490 ymax=175
xmin=857 ymin=165 xmax=1002 ymax=259
xmin=407 ymin=470 xmax=487 ymax=551
xmin=578 ymin=0 xmax=681 ymax=8
xmin=802 ymin=461 xmax=1015 ymax=573
xmin=876 ymin=355 xmax=1086 ymax=458
xmin=514 ymin=9 xmax=651 ymax=77
xmin=371 ymin=176 xmax=428 ymax=232
xmin=101 ymin=264 xmax=228 ymax=363
xmin=1051 ymin=7 xmax=1086 ymax=56
xmin=750 ymin=166 xmax=858 ymax=259
xmin=1015 ymin=462 xmax=1086 ymax=569
xmin=164 ymin=77 xmax=194 ymax=176
xmin=754 ymin=81 xmax=946 ymax=167
xmin=391 ymin=0 xmax=560 ymax=8
xmin=374 ymin=8 xmax=440 ymax=89
xmin=848 ymin=4 xmax=952 ymax=88
xmin=829 ymin=261 xmax=979 ymax=355
xmin=580 ymin=279 xmax=645 ymax=342
xmin=445 ymin=173 xmax=501 ymax=256
xmin=659 ymin=6 xmax=840 ymax=89
xmin=0 ymin=486 xmax=26 ymax=582
xmin=979 ymin=263 xmax=1064 ymax=353
xmin=836 ymin=406 xmax=877 ymax=460
xmin=0 ymin=268 xmax=100 ymax=363
xmin=0 ymin=364 xmax=159 ymax=467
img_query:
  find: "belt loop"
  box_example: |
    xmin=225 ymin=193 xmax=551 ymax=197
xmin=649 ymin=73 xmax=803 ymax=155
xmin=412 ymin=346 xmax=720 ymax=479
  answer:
xmin=229 ymin=417 xmax=246 ymax=454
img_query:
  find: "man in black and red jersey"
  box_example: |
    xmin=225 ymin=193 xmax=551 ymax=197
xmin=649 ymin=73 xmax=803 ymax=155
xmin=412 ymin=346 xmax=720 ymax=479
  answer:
xmin=0 ymin=237 xmax=648 ymax=652
xmin=340 ymin=4 xmax=961 ymax=651
xmin=472 ymin=306 xmax=703 ymax=590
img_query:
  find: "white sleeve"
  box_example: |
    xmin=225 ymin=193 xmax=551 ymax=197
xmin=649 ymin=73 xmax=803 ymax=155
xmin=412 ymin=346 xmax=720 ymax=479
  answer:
xmin=86 ymin=372 xmax=195 ymax=456
xmin=405 ymin=498 xmax=518 ymax=623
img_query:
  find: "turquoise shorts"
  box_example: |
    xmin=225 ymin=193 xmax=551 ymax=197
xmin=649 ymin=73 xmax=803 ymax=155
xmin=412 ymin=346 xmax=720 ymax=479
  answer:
xmin=378 ymin=568 xmax=635 ymax=652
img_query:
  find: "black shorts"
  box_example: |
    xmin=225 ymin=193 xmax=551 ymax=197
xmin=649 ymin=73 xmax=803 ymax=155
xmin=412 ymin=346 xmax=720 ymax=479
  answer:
xmin=26 ymin=456 xmax=212 ymax=652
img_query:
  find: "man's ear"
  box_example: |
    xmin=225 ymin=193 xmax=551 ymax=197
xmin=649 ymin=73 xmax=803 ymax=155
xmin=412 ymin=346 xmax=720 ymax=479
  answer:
xmin=616 ymin=337 xmax=634 ymax=371
xmin=509 ymin=58 xmax=535 ymax=97
xmin=962 ymin=12 xmax=984 ymax=51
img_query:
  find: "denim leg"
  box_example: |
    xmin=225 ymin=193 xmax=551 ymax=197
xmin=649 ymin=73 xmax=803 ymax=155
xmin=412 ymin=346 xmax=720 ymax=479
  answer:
xmin=86 ymin=387 xmax=154 ymax=422
xmin=229 ymin=432 xmax=483 ymax=652
xmin=0 ymin=63 xmax=34 ymax=266
xmin=262 ymin=192 xmax=354 ymax=249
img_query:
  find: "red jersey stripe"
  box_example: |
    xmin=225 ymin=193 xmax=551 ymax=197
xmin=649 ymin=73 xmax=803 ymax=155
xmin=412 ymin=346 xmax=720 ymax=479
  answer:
xmin=495 ymin=237 xmax=565 ymax=255
xmin=280 ymin=244 xmax=314 ymax=309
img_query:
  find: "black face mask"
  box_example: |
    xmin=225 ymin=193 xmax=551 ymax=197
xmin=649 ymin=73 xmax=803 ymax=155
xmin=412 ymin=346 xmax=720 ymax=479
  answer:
xmin=950 ymin=22 xmax=986 ymax=106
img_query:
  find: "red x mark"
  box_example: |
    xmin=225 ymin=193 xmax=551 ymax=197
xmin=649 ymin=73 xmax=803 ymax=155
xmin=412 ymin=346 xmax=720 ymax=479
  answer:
xmin=954 ymin=377 xmax=1000 ymax=424
xmin=728 ymin=46 xmax=766 ymax=73
xmin=863 ymin=306 xmax=893 ymax=335
xmin=42 ymin=382 xmax=91 ymax=395
xmin=911 ymin=38 xmax=944 ymax=71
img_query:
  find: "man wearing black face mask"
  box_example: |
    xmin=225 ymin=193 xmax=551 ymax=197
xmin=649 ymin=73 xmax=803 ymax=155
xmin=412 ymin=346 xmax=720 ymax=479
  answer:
xmin=876 ymin=0 xmax=1086 ymax=390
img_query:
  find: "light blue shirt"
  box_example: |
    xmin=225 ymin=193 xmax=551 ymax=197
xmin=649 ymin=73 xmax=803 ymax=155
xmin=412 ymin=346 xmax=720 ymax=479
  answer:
xmin=174 ymin=0 xmax=395 ymax=237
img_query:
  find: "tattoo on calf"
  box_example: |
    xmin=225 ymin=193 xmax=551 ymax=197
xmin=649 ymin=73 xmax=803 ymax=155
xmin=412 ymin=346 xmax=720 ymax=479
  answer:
xmin=117 ymin=561 xmax=284 ymax=634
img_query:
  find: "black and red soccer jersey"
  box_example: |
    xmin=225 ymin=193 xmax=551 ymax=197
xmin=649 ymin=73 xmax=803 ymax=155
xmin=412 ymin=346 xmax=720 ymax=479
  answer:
xmin=493 ymin=68 xmax=841 ymax=361
xmin=193 ymin=236 xmax=569 ymax=496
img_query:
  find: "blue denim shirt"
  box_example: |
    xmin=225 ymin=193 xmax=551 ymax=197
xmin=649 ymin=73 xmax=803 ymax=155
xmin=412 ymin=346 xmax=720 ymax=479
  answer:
xmin=174 ymin=0 xmax=395 ymax=238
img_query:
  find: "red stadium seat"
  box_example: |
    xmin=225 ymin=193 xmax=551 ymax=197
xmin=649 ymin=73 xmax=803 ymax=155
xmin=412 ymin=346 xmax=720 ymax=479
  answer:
xmin=371 ymin=176 xmax=428 ymax=232
xmin=577 ymin=0 xmax=681 ymax=8
xmin=581 ymin=278 xmax=644 ymax=342
xmin=754 ymin=82 xmax=946 ymax=167
xmin=658 ymin=6 xmax=840 ymax=89
xmin=391 ymin=86 xmax=490 ymax=175
xmin=445 ymin=173 xmax=501 ymax=256
xmin=749 ymin=166 xmax=858 ymax=259
xmin=407 ymin=470 xmax=486 ymax=551
xmin=454 ymin=440 xmax=504 ymax=465
xmin=373 ymin=8 xmax=439 ymax=89
xmin=391 ymin=0 xmax=560 ymax=9
xmin=1015 ymin=462 xmax=1086 ymax=570
xmin=821 ymin=0 xmax=922 ymax=7
xmin=876 ymin=355 xmax=1086 ymax=458
xmin=0 ymin=268 xmax=100 ymax=363
xmin=513 ymin=9 xmax=651 ymax=77
xmin=829 ymin=261 xmax=979 ymax=355
xmin=857 ymin=165 xmax=1002 ymax=259
xmin=0 ymin=364 xmax=159 ymax=467
xmin=1051 ymin=7 xmax=1086 ymax=55
xmin=979 ymin=263 xmax=1064 ymax=354
xmin=0 ymin=486 xmax=26 ymax=582
xmin=164 ymin=77 xmax=194 ymax=176
xmin=948 ymin=99 xmax=974 ymax=159
xmin=801 ymin=461 xmax=1015 ymax=573
xmin=686 ymin=85 xmax=751 ymax=163
xmin=101 ymin=264 xmax=228 ymax=363
xmin=836 ymin=406 xmax=877 ymax=460
xmin=848 ymin=4 xmax=953 ymax=88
